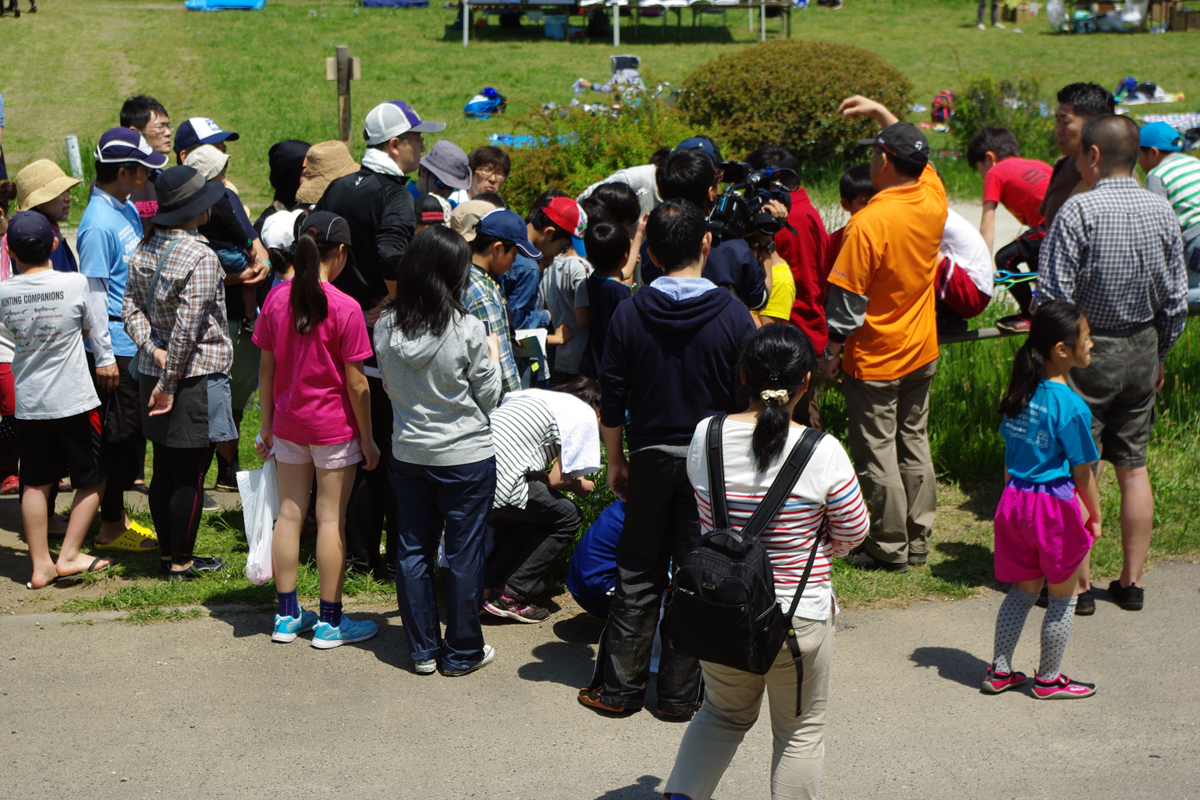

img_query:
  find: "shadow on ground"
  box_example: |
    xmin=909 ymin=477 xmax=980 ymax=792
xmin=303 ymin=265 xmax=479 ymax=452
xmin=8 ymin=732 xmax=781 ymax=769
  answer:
xmin=517 ymin=613 xmax=601 ymax=687
xmin=594 ymin=774 xmax=664 ymax=799
xmin=909 ymin=646 xmax=989 ymax=688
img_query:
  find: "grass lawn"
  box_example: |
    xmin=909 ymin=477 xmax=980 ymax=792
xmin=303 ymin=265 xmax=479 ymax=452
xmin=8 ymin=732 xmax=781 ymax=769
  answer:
xmin=3 ymin=0 xmax=1200 ymax=216
xmin=3 ymin=0 xmax=1196 ymax=617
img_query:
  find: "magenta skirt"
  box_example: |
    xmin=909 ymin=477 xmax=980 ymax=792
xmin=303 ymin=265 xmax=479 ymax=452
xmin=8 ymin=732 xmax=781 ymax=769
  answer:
xmin=993 ymin=477 xmax=1094 ymax=585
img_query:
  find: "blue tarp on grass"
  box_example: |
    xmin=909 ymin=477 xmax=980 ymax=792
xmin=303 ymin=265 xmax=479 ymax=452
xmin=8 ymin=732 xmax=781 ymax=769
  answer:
xmin=363 ymin=0 xmax=430 ymax=7
xmin=184 ymin=0 xmax=266 ymax=10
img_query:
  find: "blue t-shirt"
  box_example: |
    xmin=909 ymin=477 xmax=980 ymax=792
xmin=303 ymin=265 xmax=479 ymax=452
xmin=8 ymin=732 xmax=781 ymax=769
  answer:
xmin=77 ymin=188 xmax=143 ymax=358
xmin=567 ymin=499 xmax=623 ymax=617
xmin=1000 ymin=379 xmax=1099 ymax=483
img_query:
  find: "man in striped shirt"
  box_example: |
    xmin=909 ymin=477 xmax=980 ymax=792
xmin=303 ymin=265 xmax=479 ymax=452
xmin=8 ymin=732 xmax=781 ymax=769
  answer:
xmin=1036 ymin=114 xmax=1188 ymax=612
xmin=1138 ymin=122 xmax=1200 ymax=289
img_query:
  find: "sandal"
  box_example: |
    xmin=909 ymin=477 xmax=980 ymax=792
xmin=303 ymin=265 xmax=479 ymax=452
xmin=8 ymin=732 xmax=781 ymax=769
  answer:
xmin=54 ymin=556 xmax=113 ymax=586
xmin=96 ymin=524 xmax=158 ymax=552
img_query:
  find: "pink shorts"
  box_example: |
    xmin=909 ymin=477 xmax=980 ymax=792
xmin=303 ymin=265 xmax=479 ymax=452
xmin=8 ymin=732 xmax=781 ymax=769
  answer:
xmin=993 ymin=477 xmax=1093 ymax=586
xmin=273 ymin=436 xmax=362 ymax=470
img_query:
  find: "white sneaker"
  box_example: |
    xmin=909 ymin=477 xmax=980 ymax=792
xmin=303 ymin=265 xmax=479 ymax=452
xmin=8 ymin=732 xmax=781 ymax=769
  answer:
xmin=442 ymin=644 xmax=495 ymax=676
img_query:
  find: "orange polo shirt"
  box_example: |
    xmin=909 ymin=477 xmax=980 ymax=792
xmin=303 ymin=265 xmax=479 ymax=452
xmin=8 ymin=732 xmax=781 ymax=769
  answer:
xmin=827 ymin=163 xmax=947 ymax=381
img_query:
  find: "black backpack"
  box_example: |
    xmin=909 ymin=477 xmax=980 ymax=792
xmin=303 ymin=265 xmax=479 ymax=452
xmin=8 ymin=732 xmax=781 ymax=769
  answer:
xmin=664 ymin=415 xmax=826 ymax=715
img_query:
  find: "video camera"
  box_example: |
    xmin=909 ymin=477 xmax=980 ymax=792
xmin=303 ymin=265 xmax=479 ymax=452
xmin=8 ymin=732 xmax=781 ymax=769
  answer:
xmin=708 ymin=162 xmax=798 ymax=242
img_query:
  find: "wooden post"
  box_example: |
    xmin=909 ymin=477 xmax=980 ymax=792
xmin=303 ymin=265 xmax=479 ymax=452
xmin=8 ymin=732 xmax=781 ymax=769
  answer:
xmin=325 ymin=46 xmax=360 ymax=143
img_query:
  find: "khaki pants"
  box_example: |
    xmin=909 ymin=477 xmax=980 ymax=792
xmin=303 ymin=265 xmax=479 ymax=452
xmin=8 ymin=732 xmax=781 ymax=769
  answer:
xmin=664 ymin=616 xmax=834 ymax=800
xmin=843 ymin=360 xmax=938 ymax=565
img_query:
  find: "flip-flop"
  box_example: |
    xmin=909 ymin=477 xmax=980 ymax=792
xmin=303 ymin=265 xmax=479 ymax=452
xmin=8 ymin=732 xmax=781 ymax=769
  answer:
xmin=56 ymin=556 xmax=113 ymax=585
xmin=96 ymin=525 xmax=158 ymax=552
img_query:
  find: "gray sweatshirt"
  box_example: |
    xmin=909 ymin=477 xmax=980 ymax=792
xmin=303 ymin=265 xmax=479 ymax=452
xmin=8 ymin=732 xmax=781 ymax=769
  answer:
xmin=374 ymin=309 xmax=501 ymax=467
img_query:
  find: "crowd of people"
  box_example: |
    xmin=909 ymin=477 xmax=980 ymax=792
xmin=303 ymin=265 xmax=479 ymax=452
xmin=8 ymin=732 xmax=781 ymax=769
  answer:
xmin=0 ymin=78 xmax=1194 ymax=798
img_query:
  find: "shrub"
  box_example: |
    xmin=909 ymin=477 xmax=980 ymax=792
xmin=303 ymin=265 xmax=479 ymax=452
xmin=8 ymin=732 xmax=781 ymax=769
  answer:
xmin=499 ymin=98 xmax=696 ymax=214
xmin=947 ymin=74 xmax=1058 ymax=165
xmin=678 ymin=40 xmax=912 ymax=162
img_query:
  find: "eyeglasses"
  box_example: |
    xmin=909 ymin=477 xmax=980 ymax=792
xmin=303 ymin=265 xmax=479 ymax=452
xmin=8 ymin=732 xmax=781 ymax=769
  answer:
xmin=148 ymin=122 xmax=172 ymax=134
xmin=399 ymin=134 xmax=424 ymax=147
xmin=474 ymin=168 xmax=507 ymax=182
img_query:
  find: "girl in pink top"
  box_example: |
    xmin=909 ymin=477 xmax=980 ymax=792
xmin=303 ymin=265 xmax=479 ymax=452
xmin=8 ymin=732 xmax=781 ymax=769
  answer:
xmin=252 ymin=212 xmax=380 ymax=649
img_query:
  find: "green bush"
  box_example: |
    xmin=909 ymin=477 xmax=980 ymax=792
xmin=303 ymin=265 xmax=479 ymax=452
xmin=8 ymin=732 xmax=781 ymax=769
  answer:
xmin=500 ymin=98 xmax=695 ymax=214
xmin=678 ymin=40 xmax=912 ymax=162
xmin=947 ymin=74 xmax=1058 ymax=165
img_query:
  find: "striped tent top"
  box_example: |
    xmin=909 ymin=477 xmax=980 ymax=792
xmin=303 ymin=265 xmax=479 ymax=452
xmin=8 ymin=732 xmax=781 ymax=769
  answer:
xmin=686 ymin=417 xmax=870 ymax=622
xmin=490 ymin=392 xmax=561 ymax=510
xmin=1148 ymin=152 xmax=1200 ymax=237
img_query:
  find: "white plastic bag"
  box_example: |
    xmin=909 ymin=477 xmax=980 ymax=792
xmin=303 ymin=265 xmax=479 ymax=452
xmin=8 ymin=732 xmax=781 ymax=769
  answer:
xmin=238 ymin=455 xmax=280 ymax=585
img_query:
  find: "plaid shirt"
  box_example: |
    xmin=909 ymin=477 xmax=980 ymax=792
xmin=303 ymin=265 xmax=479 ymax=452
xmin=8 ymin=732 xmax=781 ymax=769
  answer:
xmin=463 ymin=265 xmax=520 ymax=395
xmin=1037 ymin=177 xmax=1188 ymax=363
xmin=123 ymin=229 xmax=232 ymax=395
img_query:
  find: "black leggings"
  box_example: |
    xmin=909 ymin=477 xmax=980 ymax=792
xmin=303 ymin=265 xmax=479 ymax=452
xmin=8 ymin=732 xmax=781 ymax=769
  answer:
xmin=995 ymin=227 xmax=1046 ymax=316
xmin=149 ymin=443 xmax=212 ymax=565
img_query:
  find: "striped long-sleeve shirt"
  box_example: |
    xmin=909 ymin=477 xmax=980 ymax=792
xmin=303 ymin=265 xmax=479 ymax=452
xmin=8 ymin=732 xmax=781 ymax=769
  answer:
xmin=686 ymin=417 xmax=870 ymax=621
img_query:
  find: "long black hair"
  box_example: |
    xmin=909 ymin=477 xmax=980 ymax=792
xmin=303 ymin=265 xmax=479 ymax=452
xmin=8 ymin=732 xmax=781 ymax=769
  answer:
xmin=391 ymin=225 xmax=470 ymax=336
xmin=998 ymin=301 xmax=1085 ymax=419
xmin=289 ymin=230 xmax=337 ymax=335
xmin=740 ymin=325 xmax=816 ymax=473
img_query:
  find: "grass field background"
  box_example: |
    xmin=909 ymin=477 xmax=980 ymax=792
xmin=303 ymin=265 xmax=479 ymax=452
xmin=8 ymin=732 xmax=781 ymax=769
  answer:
xmin=3 ymin=0 xmax=1197 ymax=615
xmin=3 ymin=0 xmax=1200 ymax=215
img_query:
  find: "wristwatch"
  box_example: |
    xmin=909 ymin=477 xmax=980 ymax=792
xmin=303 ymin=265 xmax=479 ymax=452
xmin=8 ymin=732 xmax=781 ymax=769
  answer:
xmin=822 ymin=347 xmax=839 ymax=362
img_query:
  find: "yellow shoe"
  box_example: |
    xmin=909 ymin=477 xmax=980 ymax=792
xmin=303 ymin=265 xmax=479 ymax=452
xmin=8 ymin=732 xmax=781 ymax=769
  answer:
xmin=96 ymin=524 xmax=158 ymax=552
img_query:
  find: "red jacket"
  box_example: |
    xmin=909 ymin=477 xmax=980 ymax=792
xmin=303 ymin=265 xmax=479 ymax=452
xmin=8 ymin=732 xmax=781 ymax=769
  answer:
xmin=774 ymin=188 xmax=829 ymax=351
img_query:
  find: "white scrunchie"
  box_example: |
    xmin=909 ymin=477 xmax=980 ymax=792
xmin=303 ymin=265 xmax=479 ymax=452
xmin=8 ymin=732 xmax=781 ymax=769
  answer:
xmin=760 ymin=389 xmax=790 ymax=404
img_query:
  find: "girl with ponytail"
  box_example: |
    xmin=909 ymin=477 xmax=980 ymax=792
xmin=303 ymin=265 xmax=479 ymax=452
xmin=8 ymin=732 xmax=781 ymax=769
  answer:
xmin=984 ymin=300 xmax=1102 ymax=700
xmin=252 ymin=211 xmax=381 ymax=649
xmin=666 ymin=325 xmax=870 ymax=800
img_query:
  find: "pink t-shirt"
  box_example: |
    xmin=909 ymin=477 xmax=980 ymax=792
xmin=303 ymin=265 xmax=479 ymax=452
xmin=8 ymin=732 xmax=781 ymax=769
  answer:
xmin=982 ymin=157 xmax=1053 ymax=228
xmin=252 ymin=281 xmax=373 ymax=446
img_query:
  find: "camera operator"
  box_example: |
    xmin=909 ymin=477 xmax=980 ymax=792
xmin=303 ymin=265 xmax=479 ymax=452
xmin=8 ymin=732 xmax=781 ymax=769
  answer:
xmin=640 ymin=148 xmax=787 ymax=312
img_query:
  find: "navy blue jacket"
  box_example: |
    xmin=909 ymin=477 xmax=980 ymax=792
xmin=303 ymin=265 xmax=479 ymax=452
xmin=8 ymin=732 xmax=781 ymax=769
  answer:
xmin=641 ymin=235 xmax=768 ymax=311
xmin=599 ymin=283 xmax=756 ymax=451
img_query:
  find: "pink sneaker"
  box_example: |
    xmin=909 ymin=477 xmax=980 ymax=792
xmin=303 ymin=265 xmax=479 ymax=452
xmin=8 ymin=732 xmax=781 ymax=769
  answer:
xmin=1032 ymin=673 xmax=1095 ymax=700
xmin=981 ymin=666 xmax=1028 ymax=694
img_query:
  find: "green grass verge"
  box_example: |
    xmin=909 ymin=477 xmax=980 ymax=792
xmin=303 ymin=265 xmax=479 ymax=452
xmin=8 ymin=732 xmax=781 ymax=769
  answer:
xmin=4 ymin=0 xmax=1200 ymax=219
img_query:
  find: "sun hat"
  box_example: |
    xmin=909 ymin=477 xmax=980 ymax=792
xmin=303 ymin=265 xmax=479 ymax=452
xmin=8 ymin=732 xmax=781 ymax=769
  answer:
xmin=294 ymin=141 xmax=360 ymax=205
xmin=1139 ymin=121 xmax=1184 ymax=153
xmin=859 ymin=122 xmax=929 ymax=169
xmin=363 ymin=101 xmax=446 ymax=146
xmin=451 ymin=198 xmax=501 ymax=242
xmin=183 ymin=144 xmax=231 ymax=182
xmin=151 ymin=165 xmax=227 ymax=228
xmin=419 ymin=141 xmax=472 ymax=191
xmin=5 ymin=210 xmax=56 ymax=263
xmin=174 ymin=117 xmax=240 ymax=156
xmin=95 ymin=128 xmax=168 ymax=169
xmin=15 ymin=160 xmax=82 ymax=211
xmin=475 ymin=208 xmax=541 ymax=259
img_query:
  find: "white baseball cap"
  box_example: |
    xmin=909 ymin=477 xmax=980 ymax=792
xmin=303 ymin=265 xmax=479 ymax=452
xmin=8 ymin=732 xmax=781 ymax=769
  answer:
xmin=363 ymin=101 xmax=445 ymax=146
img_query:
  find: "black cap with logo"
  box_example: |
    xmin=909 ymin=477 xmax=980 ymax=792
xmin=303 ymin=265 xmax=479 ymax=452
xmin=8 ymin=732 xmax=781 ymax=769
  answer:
xmin=858 ymin=122 xmax=930 ymax=170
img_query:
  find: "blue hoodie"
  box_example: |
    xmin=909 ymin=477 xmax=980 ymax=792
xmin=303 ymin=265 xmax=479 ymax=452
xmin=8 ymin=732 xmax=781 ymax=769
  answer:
xmin=599 ymin=280 xmax=756 ymax=452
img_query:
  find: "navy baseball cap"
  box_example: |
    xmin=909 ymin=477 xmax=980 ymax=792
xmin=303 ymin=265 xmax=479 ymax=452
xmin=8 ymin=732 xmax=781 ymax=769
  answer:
xmin=675 ymin=136 xmax=721 ymax=165
xmin=1140 ymin=121 xmax=1184 ymax=152
xmin=6 ymin=211 xmax=56 ymax=263
xmin=95 ymin=127 xmax=168 ymax=169
xmin=859 ymin=122 xmax=929 ymax=169
xmin=174 ymin=117 xmax=240 ymax=155
xmin=476 ymin=209 xmax=541 ymax=259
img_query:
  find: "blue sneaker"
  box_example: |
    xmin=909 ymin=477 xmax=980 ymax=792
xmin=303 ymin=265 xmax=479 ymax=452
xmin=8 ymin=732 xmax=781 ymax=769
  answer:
xmin=311 ymin=615 xmax=378 ymax=649
xmin=271 ymin=610 xmax=318 ymax=643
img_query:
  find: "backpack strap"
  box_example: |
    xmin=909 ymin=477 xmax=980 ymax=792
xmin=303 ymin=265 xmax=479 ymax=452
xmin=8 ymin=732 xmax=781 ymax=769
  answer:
xmin=740 ymin=427 xmax=826 ymax=543
xmin=705 ymin=415 xmax=729 ymax=530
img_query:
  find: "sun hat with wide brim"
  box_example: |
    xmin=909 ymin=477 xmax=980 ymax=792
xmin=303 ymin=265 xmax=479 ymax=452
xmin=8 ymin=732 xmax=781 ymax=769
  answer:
xmin=295 ymin=140 xmax=360 ymax=205
xmin=151 ymin=165 xmax=227 ymax=228
xmin=15 ymin=160 xmax=82 ymax=211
